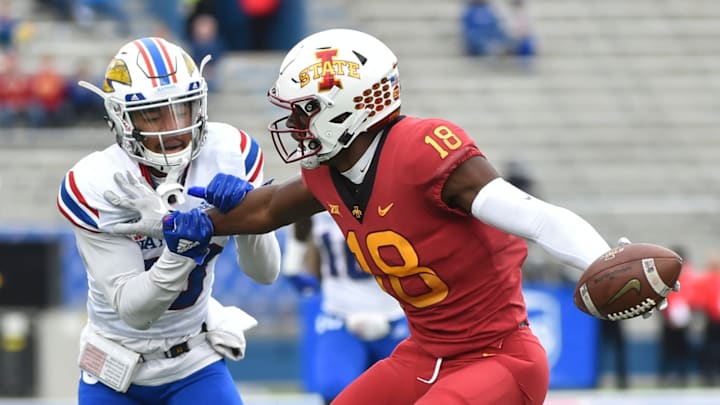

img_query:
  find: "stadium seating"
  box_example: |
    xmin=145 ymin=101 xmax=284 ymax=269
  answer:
xmin=3 ymin=0 xmax=720 ymax=265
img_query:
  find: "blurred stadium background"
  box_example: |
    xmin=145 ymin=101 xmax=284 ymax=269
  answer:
xmin=2 ymin=0 xmax=720 ymax=403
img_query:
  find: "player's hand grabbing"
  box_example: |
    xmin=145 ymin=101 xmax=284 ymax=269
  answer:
xmin=188 ymin=173 xmax=254 ymax=214
xmin=616 ymin=236 xmax=631 ymax=247
xmin=104 ymin=171 xmax=168 ymax=239
xmin=616 ymin=237 xmax=681 ymax=319
xmin=162 ymin=208 xmax=213 ymax=264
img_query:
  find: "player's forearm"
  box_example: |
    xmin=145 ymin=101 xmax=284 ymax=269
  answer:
xmin=471 ymin=177 xmax=610 ymax=270
xmin=77 ymin=230 xmax=193 ymax=329
xmin=207 ymin=185 xmax=287 ymax=235
xmin=234 ymin=232 xmax=281 ymax=284
xmin=209 ymin=181 xmax=320 ymax=235
xmin=113 ymin=249 xmax=197 ymax=329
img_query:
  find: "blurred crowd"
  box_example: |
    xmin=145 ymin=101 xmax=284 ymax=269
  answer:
xmin=656 ymin=248 xmax=720 ymax=387
xmin=461 ymin=0 xmax=537 ymax=66
xmin=0 ymin=51 xmax=105 ymax=127
xmin=0 ymin=0 xmax=305 ymax=129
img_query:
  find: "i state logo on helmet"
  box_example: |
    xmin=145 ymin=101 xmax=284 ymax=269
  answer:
xmin=298 ymin=49 xmax=361 ymax=91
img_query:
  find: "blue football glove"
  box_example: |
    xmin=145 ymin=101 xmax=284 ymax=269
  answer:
xmin=162 ymin=209 xmax=213 ymax=264
xmin=286 ymin=274 xmax=321 ymax=296
xmin=187 ymin=173 xmax=254 ymax=214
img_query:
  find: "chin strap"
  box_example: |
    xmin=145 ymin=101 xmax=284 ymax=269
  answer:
xmin=155 ymin=158 xmax=188 ymax=209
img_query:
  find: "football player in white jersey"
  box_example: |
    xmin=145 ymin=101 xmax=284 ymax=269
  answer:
xmin=56 ymin=37 xmax=280 ymax=404
xmin=283 ymin=211 xmax=409 ymax=404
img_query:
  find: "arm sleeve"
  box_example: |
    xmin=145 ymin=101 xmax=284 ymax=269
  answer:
xmin=73 ymin=228 xmax=198 ymax=330
xmin=470 ymin=177 xmax=611 ymax=270
xmin=234 ymin=232 xmax=281 ymax=285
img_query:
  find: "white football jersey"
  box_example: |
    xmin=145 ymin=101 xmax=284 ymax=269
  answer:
xmin=57 ymin=122 xmax=269 ymax=384
xmin=312 ymin=212 xmax=404 ymax=320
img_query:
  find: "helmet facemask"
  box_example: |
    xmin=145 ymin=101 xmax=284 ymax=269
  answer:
xmin=109 ymin=91 xmax=206 ymax=175
xmin=268 ymin=93 xmax=342 ymax=169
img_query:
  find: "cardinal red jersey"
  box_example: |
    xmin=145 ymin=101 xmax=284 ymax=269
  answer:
xmin=302 ymin=116 xmax=529 ymax=358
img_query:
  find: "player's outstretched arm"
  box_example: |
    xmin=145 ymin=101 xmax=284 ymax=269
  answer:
xmin=204 ymin=176 xmax=325 ymax=236
xmin=104 ymin=171 xmax=325 ymax=237
xmin=445 ymin=156 xmax=611 ymax=270
xmin=446 ymin=157 xmax=680 ymax=319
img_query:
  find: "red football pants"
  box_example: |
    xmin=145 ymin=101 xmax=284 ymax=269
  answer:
xmin=332 ymin=326 xmax=549 ymax=405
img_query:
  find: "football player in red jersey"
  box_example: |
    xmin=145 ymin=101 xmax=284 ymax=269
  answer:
xmin=105 ymin=29 xmax=673 ymax=404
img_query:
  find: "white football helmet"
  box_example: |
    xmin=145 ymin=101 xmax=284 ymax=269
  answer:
xmin=267 ymin=29 xmax=401 ymax=169
xmin=80 ymin=37 xmax=209 ymax=175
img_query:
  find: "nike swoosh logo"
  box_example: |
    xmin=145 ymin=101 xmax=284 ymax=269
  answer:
xmin=378 ymin=203 xmax=394 ymax=217
xmin=607 ymin=278 xmax=641 ymax=305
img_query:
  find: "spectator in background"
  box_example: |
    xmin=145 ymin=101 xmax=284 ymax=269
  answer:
xmin=0 ymin=51 xmax=32 ymax=127
xmin=65 ymin=60 xmax=104 ymax=124
xmin=657 ymin=245 xmax=697 ymax=388
xmin=0 ymin=0 xmax=33 ymax=50
xmin=74 ymin=0 xmax=130 ymax=36
xmin=0 ymin=0 xmax=19 ymax=49
xmin=184 ymin=0 xmax=214 ymax=40
xmin=504 ymin=159 xmax=536 ymax=196
xmin=200 ymin=0 xmax=304 ymax=51
xmin=462 ymin=0 xmax=511 ymax=57
xmin=697 ymin=253 xmax=720 ymax=386
xmin=239 ymin=0 xmax=281 ymax=50
xmin=27 ymin=54 xmax=72 ymax=127
xmin=34 ymin=0 xmax=73 ymax=21
xmin=189 ymin=14 xmax=225 ymax=92
xmin=462 ymin=0 xmax=537 ymax=62
xmin=506 ymin=0 xmax=537 ymax=61
xmin=284 ymin=212 xmax=409 ymax=404
xmin=598 ymin=318 xmax=628 ymax=389
xmin=144 ymin=0 xmax=183 ymax=40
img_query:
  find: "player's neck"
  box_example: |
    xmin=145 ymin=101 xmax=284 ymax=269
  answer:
xmin=340 ymin=132 xmax=382 ymax=184
xmin=331 ymin=130 xmax=381 ymax=172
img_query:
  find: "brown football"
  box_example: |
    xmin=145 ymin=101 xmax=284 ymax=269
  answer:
xmin=573 ymin=243 xmax=683 ymax=320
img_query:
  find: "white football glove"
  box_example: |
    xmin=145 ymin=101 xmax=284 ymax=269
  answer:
xmin=103 ymin=171 xmax=168 ymax=240
xmin=642 ymin=280 xmax=681 ymax=319
xmin=616 ymin=237 xmax=681 ymax=319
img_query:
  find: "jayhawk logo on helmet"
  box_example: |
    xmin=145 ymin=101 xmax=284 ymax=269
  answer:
xmin=102 ymin=59 xmax=132 ymax=93
xmin=182 ymin=52 xmax=197 ymax=75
